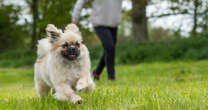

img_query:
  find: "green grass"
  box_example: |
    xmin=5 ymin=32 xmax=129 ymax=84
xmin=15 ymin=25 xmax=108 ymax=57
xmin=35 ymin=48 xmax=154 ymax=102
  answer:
xmin=1 ymin=60 xmax=208 ymax=110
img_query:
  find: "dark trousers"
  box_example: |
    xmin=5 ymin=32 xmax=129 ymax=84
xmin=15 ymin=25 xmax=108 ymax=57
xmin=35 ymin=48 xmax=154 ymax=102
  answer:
xmin=94 ymin=26 xmax=117 ymax=79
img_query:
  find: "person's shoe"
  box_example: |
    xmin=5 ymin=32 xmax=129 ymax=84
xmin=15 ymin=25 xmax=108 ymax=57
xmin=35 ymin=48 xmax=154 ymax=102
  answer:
xmin=93 ymin=70 xmax=100 ymax=80
xmin=108 ymin=77 xmax=115 ymax=81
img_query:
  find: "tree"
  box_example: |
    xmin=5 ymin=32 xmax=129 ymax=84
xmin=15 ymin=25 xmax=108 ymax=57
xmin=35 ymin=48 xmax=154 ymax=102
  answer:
xmin=149 ymin=0 xmax=208 ymax=36
xmin=25 ymin=0 xmax=40 ymax=48
xmin=31 ymin=0 xmax=39 ymax=48
xmin=25 ymin=0 xmax=77 ymax=48
xmin=38 ymin=0 xmax=75 ymax=32
xmin=132 ymin=0 xmax=148 ymax=41
xmin=0 ymin=4 xmax=27 ymax=50
xmin=148 ymin=26 xmax=176 ymax=41
xmin=37 ymin=0 xmax=93 ymax=44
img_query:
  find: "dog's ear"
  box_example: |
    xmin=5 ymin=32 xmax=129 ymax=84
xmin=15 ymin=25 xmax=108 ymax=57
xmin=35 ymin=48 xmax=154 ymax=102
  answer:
xmin=64 ymin=24 xmax=80 ymax=34
xmin=46 ymin=24 xmax=62 ymax=43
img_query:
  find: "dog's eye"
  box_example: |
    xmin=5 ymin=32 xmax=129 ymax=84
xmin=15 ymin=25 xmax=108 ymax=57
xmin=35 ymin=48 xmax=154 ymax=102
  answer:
xmin=62 ymin=42 xmax=68 ymax=48
xmin=75 ymin=42 xmax=80 ymax=47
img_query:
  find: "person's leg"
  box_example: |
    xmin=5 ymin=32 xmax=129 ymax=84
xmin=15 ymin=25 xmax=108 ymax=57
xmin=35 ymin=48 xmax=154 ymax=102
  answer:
xmin=94 ymin=26 xmax=116 ymax=80
xmin=94 ymin=54 xmax=105 ymax=74
xmin=110 ymin=27 xmax=118 ymax=45
xmin=93 ymin=27 xmax=107 ymax=79
xmin=108 ymin=27 xmax=118 ymax=79
xmin=95 ymin=27 xmax=117 ymax=75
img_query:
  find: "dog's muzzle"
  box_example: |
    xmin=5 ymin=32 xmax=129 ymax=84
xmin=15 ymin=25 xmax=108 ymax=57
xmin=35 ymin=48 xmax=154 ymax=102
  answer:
xmin=61 ymin=46 xmax=80 ymax=60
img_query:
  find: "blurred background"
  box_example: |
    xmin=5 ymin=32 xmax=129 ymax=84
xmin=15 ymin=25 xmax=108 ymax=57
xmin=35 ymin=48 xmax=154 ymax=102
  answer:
xmin=0 ymin=0 xmax=208 ymax=67
xmin=1 ymin=1 xmax=208 ymax=109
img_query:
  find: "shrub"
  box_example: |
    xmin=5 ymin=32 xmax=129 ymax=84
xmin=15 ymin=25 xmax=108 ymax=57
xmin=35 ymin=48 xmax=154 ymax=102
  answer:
xmin=91 ymin=36 xmax=208 ymax=64
xmin=1 ymin=36 xmax=208 ymax=67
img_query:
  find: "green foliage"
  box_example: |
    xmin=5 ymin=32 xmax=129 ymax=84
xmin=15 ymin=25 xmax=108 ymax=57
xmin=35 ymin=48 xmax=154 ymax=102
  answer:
xmin=32 ymin=0 xmax=93 ymax=43
xmin=2 ymin=36 xmax=208 ymax=67
xmin=172 ymin=0 xmax=207 ymax=35
xmin=0 ymin=4 xmax=28 ymax=50
xmin=38 ymin=0 xmax=76 ymax=30
xmin=148 ymin=27 xmax=176 ymax=41
xmin=1 ymin=61 xmax=208 ymax=109
xmin=0 ymin=49 xmax=36 ymax=67
xmin=91 ymin=36 xmax=208 ymax=64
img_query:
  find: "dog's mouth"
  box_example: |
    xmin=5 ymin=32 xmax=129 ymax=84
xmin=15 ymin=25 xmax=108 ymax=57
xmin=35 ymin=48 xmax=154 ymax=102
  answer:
xmin=68 ymin=53 xmax=78 ymax=59
xmin=69 ymin=54 xmax=76 ymax=57
xmin=61 ymin=47 xmax=80 ymax=60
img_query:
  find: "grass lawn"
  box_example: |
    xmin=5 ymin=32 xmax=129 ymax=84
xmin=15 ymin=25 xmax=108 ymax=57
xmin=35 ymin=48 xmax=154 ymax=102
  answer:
xmin=0 ymin=60 xmax=208 ymax=110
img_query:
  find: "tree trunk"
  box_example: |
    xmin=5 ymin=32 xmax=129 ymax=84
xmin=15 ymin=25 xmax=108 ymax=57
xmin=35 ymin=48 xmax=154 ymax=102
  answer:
xmin=31 ymin=0 xmax=39 ymax=48
xmin=192 ymin=0 xmax=199 ymax=36
xmin=132 ymin=0 xmax=148 ymax=41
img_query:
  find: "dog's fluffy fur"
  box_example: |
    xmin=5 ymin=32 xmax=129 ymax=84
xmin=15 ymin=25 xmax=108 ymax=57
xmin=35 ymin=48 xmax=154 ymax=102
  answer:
xmin=34 ymin=24 xmax=95 ymax=104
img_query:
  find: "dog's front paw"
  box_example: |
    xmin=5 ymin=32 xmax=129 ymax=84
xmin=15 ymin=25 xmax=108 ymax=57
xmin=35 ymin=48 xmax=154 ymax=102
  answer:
xmin=53 ymin=92 xmax=68 ymax=101
xmin=76 ymin=82 xmax=87 ymax=92
xmin=71 ymin=95 xmax=83 ymax=104
xmin=76 ymin=81 xmax=95 ymax=93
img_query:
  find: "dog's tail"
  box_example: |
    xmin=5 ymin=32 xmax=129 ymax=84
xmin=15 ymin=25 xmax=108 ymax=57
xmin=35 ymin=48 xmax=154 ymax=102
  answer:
xmin=37 ymin=38 xmax=51 ymax=59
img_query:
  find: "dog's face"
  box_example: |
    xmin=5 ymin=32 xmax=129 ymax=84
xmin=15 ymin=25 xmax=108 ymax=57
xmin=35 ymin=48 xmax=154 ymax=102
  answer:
xmin=60 ymin=40 xmax=81 ymax=60
xmin=46 ymin=24 xmax=83 ymax=61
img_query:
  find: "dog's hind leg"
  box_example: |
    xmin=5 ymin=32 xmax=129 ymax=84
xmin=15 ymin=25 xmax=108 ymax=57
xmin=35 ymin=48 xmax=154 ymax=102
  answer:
xmin=52 ymin=88 xmax=56 ymax=94
xmin=35 ymin=79 xmax=50 ymax=97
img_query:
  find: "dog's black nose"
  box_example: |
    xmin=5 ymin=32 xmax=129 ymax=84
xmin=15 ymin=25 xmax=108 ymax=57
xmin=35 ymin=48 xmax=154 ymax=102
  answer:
xmin=70 ymin=47 xmax=76 ymax=51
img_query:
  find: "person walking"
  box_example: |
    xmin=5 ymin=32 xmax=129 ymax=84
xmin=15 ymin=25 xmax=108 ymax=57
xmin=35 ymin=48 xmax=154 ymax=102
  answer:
xmin=72 ymin=0 xmax=123 ymax=80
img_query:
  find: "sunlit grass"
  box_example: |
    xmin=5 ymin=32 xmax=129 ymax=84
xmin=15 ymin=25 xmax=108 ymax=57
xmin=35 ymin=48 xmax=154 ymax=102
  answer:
xmin=1 ymin=60 xmax=208 ymax=109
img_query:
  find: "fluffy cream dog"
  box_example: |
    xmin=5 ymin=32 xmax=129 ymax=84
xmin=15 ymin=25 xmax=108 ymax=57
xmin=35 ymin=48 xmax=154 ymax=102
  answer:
xmin=34 ymin=24 xmax=95 ymax=104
